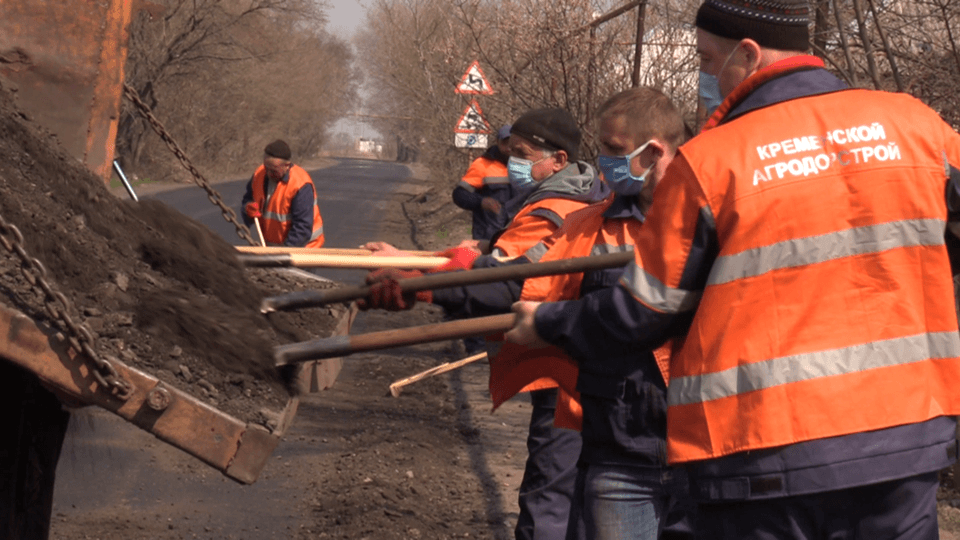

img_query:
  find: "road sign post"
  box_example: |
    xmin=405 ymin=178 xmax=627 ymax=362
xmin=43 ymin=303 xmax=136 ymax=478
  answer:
xmin=453 ymin=61 xmax=495 ymax=148
xmin=455 ymin=133 xmax=489 ymax=149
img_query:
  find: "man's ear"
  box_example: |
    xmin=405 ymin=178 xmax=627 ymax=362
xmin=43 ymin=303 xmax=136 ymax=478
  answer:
xmin=644 ymin=140 xmax=666 ymax=162
xmin=552 ymin=150 xmax=569 ymax=171
xmin=741 ymin=38 xmax=763 ymax=72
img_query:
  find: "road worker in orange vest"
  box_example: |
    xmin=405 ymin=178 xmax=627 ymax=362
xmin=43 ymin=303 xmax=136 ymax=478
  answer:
xmin=362 ymin=107 xmax=610 ymax=540
xmin=490 ymin=87 xmax=698 ymax=539
xmin=241 ymin=139 xmax=324 ymax=248
xmin=452 ymin=124 xmax=519 ymax=243
xmin=507 ymin=0 xmax=960 ymax=538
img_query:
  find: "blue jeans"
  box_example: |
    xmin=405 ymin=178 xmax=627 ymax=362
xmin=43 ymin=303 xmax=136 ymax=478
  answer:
xmin=568 ymin=464 xmax=694 ymax=540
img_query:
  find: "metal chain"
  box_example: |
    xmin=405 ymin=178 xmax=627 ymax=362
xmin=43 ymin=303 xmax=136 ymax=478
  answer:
xmin=0 ymin=213 xmax=133 ymax=400
xmin=122 ymin=83 xmax=257 ymax=246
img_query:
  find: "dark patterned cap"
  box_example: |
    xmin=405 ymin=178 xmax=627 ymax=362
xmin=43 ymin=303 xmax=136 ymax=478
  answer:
xmin=510 ymin=108 xmax=581 ymax=161
xmin=264 ymin=139 xmax=292 ymax=160
xmin=696 ymin=0 xmax=810 ymax=51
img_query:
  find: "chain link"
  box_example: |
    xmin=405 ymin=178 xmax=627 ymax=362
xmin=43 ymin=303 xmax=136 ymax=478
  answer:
xmin=0 ymin=213 xmax=133 ymax=400
xmin=122 ymin=83 xmax=257 ymax=246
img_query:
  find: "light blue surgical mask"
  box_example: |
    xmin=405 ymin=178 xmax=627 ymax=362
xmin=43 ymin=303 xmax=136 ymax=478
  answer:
xmin=597 ymin=141 xmax=654 ymax=196
xmin=698 ymin=72 xmax=723 ymax=116
xmin=507 ymin=155 xmax=551 ymax=189
xmin=698 ymin=43 xmax=740 ymax=117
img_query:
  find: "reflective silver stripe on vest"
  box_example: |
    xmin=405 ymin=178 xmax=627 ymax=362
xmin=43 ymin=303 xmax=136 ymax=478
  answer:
xmin=525 ymin=241 xmax=548 ymax=263
xmin=484 ymin=175 xmax=509 ymax=185
xmin=708 ymin=218 xmax=946 ymax=286
xmin=668 ymin=331 xmax=960 ymax=407
xmin=263 ymin=210 xmax=287 ymax=222
xmin=456 ymin=180 xmax=478 ymax=192
xmin=310 ymin=226 xmax=324 ymax=240
xmin=591 ymin=243 xmax=633 ymax=257
xmin=620 ymin=261 xmax=702 ymax=314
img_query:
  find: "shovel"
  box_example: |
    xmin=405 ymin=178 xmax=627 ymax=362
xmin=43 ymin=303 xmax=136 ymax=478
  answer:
xmin=275 ymin=314 xmax=515 ymax=365
xmin=260 ymin=250 xmax=633 ymax=313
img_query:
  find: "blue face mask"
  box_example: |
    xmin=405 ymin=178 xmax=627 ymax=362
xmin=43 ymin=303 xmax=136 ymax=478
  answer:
xmin=698 ymin=43 xmax=740 ymax=117
xmin=508 ymin=155 xmax=550 ymax=189
xmin=698 ymin=72 xmax=723 ymax=116
xmin=597 ymin=141 xmax=654 ymax=196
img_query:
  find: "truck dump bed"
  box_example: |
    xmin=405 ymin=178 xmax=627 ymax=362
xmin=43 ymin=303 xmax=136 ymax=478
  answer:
xmin=0 ymin=0 xmax=133 ymax=181
xmin=0 ymin=298 xmax=350 ymax=484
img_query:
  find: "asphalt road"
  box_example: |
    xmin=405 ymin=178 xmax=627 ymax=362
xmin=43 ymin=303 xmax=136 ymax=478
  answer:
xmin=50 ymin=157 xmax=414 ymax=538
xmin=146 ymin=157 xmax=411 ymax=283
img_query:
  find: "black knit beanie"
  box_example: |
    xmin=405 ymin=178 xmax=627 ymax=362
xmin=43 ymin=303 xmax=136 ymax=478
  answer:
xmin=510 ymin=108 xmax=581 ymax=161
xmin=264 ymin=139 xmax=292 ymax=160
xmin=696 ymin=0 xmax=810 ymax=52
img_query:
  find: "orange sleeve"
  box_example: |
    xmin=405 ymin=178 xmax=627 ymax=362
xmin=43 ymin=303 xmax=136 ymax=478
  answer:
xmin=459 ymin=158 xmax=488 ymax=190
xmin=491 ymin=212 xmax=557 ymax=258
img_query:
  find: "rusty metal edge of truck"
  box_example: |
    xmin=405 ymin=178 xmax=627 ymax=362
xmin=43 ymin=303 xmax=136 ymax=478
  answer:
xmin=0 ymin=0 xmax=349 ymax=485
xmin=0 ymin=295 xmax=352 ymax=484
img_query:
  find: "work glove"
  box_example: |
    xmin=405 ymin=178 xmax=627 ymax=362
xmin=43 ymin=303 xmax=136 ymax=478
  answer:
xmin=432 ymin=246 xmax=480 ymax=273
xmin=480 ymin=197 xmax=502 ymax=214
xmin=357 ymin=268 xmax=432 ymax=311
xmin=244 ymin=201 xmax=262 ymax=219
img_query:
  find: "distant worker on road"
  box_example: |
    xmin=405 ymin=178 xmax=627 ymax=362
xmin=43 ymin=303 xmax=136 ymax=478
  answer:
xmin=241 ymin=139 xmax=325 ymax=248
xmin=452 ymin=124 xmax=517 ymax=243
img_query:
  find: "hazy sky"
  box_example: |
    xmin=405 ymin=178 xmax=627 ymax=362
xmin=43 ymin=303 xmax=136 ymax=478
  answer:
xmin=325 ymin=0 xmax=367 ymax=38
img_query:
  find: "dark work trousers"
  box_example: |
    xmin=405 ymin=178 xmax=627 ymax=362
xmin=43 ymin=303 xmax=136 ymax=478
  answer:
xmin=0 ymin=360 xmax=71 ymax=540
xmin=695 ymin=471 xmax=940 ymax=540
xmin=515 ymin=388 xmax=582 ymax=540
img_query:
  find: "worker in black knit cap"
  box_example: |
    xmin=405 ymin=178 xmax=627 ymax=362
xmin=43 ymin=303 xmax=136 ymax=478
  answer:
xmin=505 ymin=0 xmax=960 ymax=538
xmin=361 ymin=105 xmax=610 ymax=540
xmin=241 ymin=139 xmax=325 ymax=247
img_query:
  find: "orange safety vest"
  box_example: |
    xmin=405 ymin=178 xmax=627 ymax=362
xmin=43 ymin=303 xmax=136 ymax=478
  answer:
xmin=491 ymin=197 xmax=594 ymax=259
xmin=250 ymin=164 xmax=324 ymax=248
xmin=489 ymin=199 xmax=672 ymax=430
xmin=458 ymin=156 xmax=509 ymax=192
xmin=629 ymin=73 xmax=960 ymax=464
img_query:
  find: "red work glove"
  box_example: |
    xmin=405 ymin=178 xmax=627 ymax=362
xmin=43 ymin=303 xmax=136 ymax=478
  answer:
xmin=244 ymin=201 xmax=262 ymax=219
xmin=432 ymin=246 xmax=480 ymax=273
xmin=357 ymin=268 xmax=433 ymax=311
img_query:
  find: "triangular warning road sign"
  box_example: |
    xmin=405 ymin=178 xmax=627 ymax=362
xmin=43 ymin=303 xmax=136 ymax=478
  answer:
xmin=454 ymin=100 xmax=491 ymax=133
xmin=456 ymin=60 xmax=494 ymax=95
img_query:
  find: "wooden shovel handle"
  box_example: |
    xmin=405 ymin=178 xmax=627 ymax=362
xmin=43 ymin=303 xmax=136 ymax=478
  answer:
xmin=275 ymin=314 xmax=515 ymax=365
xmin=236 ymin=246 xmax=438 ymax=257
xmin=388 ymin=352 xmax=487 ymax=397
xmin=239 ymin=253 xmax=449 ymax=270
xmin=260 ymin=250 xmax=633 ymax=313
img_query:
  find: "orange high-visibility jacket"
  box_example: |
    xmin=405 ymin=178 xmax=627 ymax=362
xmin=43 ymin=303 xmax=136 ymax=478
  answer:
xmin=490 ymin=198 xmax=671 ymax=431
xmin=250 ymin=164 xmax=324 ymax=248
xmin=490 ymin=197 xmax=597 ymax=259
xmin=628 ymin=73 xmax=960 ymax=464
xmin=455 ymin=153 xmax=512 ymax=241
xmin=488 ymin=162 xmax=607 ymax=259
xmin=458 ymin=155 xmax=509 ymax=192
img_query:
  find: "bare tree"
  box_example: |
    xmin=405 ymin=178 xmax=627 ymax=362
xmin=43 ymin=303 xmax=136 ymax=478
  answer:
xmin=119 ymin=0 xmax=360 ymax=179
xmin=356 ymin=0 xmax=960 ymax=188
xmin=357 ymin=0 xmax=699 ymax=184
